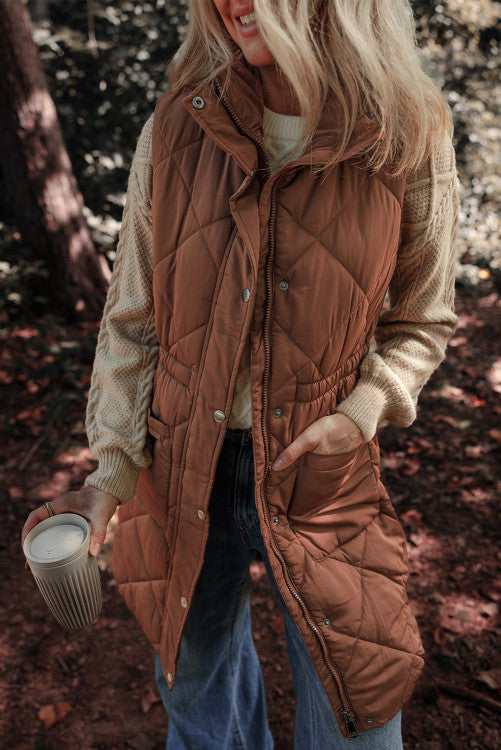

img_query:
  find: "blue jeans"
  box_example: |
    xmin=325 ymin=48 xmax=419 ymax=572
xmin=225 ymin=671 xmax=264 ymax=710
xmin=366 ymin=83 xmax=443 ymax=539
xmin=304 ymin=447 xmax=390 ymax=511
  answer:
xmin=154 ymin=427 xmax=403 ymax=749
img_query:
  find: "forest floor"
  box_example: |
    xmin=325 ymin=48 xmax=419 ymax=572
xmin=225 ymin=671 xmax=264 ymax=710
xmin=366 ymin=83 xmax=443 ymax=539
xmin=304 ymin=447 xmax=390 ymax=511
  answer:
xmin=1 ymin=1 xmax=500 ymax=749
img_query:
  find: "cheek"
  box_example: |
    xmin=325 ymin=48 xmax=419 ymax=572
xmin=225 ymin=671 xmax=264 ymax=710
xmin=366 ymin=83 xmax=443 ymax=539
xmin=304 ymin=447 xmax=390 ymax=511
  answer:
xmin=212 ymin=1 xmax=238 ymax=42
xmin=212 ymin=0 xmax=227 ymax=13
xmin=212 ymin=0 xmax=230 ymax=26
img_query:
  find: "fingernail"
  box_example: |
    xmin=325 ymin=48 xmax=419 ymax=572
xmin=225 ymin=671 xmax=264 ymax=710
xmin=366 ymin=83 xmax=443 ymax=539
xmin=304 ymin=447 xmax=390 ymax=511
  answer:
xmin=272 ymin=458 xmax=285 ymax=470
xmin=91 ymin=542 xmax=101 ymax=556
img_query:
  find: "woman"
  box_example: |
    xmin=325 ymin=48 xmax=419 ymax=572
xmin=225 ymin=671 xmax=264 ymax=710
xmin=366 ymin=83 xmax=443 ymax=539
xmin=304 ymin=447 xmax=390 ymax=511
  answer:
xmin=22 ymin=0 xmax=459 ymax=746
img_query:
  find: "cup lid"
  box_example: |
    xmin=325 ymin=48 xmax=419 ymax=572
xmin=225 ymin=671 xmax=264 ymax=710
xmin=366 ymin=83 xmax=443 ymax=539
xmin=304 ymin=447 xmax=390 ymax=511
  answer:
xmin=24 ymin=513 xmax=90 ymax=568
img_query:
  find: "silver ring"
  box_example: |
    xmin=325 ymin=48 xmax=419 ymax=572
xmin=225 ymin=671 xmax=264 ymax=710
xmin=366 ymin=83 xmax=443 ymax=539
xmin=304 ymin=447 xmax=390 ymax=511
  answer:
xmin=43 ymin=501 xmax=54 ymax=518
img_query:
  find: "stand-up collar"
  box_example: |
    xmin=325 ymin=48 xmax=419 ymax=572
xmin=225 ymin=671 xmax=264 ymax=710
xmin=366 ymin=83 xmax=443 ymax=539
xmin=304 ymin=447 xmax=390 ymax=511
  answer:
xmin=183 ymin=49 xmax=382 ymax=175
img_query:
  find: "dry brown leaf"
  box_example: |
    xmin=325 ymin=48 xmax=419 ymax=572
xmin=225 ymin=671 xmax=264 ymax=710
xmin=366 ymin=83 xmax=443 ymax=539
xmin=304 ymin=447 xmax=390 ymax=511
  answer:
xmin=269 ymin=613 xmax=285 ymax=635
xmin=403 ymin=457 xmax=421 ymax=476
xmin=400 ymin=509 xmax=423 ymax=529
xmin=477 ymin=669 xmax=501 ymax=691
xmin=140 ymin=686 xmax=161 ymax=714
xmin=38 ymin=702 xmax=72 ymax=730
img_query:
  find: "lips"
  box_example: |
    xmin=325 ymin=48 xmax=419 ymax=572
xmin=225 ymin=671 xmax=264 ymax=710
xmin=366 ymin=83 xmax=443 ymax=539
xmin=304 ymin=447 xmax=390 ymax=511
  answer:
xmin=232 ymin=4 xmax=259 ymax=38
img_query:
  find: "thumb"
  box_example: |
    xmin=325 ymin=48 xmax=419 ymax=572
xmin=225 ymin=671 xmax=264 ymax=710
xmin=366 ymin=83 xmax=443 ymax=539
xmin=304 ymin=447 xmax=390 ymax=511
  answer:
xmin=89 ymin=527 xmax=107 ymax=557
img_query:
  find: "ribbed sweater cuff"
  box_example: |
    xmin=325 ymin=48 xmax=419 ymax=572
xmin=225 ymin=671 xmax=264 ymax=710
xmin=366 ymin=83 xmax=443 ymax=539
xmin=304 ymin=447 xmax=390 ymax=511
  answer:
xmin=336 ymin=377 xmax=416 ymax=443
xmin=84 ymin=450 xmax=141 ymax=504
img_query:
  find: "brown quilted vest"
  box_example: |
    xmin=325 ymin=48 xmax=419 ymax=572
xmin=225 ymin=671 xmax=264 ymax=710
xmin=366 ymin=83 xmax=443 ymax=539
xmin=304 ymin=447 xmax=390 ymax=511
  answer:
xmin=111 ymin=51 xmax=424 ymax=738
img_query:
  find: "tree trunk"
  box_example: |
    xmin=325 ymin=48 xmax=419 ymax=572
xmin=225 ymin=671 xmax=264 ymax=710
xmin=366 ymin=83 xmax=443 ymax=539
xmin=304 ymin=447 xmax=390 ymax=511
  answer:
xmin=0 ymin=0 xmax=110 ymax=321
xmin=27 ymin=0 xmax=49 ymax=22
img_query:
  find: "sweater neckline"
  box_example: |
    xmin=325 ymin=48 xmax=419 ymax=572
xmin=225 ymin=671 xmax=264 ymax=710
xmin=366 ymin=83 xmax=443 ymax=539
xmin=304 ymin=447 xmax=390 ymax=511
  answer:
xmin=263 ymin=105 xmax=305 ymax=142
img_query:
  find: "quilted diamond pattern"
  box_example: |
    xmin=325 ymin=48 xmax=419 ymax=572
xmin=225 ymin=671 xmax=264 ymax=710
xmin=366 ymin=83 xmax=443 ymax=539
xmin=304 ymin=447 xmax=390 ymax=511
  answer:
xmin=111 ymin=53 xmax=424 ymax=737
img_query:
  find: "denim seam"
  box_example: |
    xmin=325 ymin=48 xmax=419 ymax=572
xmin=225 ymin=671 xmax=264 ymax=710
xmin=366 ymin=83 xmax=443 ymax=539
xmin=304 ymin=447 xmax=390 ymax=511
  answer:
xmin=229 ymin=430 xmax=252 ymax=749
xmin=228 ymin=570 xmax=252 ymax=750
xmin=232 ymin=433 xmax=246 ymax=522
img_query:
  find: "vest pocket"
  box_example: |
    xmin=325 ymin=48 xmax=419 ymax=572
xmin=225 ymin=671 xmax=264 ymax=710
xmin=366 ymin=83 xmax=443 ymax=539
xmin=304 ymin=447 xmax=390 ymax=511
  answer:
xmin=147 ymin=409 xmax=173 ymax=441
xmin=287 ymin=438 xmax=382 ymax=560
xmin=145 ymin=408 xmax=174 ymax=523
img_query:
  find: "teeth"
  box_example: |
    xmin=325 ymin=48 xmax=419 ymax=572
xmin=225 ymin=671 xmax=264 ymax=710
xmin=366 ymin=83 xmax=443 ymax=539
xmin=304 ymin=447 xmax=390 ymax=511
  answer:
xmin=239 ymin=11 xmax=257 ymax=25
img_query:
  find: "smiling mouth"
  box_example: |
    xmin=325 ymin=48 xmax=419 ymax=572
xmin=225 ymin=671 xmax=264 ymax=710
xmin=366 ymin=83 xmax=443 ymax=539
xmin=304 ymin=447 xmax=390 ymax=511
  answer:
xmin=237 ymin=11 xmax=257 ymax=26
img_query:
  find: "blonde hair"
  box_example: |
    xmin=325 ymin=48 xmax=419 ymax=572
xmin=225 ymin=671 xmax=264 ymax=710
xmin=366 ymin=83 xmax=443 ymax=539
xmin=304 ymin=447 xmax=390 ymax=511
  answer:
xmin=169 ymin=0 xmax=453 ymax=177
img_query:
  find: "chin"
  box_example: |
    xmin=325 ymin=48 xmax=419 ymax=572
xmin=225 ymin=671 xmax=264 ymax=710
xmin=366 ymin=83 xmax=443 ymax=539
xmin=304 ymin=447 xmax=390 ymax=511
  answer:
xmin=241 ymin=49 xmax=276 ymax=68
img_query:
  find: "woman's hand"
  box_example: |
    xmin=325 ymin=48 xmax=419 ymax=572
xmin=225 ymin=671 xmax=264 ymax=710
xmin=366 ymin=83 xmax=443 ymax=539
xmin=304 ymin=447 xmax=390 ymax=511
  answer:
xmin=271 ymin=413 xmax=365 ymax=471
xmin=21 ymin=486 xmax=120 ymax=570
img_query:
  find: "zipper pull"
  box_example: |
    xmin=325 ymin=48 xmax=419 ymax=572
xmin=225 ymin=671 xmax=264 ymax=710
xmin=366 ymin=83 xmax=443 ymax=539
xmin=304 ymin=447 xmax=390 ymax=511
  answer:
xmin=340 ymin=708 xmax=359 ymax=738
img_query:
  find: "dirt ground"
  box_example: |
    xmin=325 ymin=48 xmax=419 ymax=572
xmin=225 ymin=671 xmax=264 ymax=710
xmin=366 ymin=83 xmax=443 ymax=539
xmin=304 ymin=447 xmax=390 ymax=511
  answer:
xmin=0 ymin=286 xmax=500 ymax=749
xmin=0 ymin=1 xmax=500 ymax=748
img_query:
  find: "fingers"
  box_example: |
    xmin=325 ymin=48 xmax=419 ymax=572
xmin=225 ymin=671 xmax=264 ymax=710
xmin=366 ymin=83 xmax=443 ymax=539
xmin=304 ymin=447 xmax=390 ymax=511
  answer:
xmin=22 ymin=501 xmax=57 ymax=573
xmin=271 ymin=413 xmax=366 ymax=470
xmin=21 ymin=488 xmax=119 ymax=562
xmin=89 ymin=526 xmax=107 ymax=558
xmin=272 ymin=440 xmax=314 ymax=471
xmin=21 ymin=504 xmax=52 ymax=547
xmin=21 ymin=493 xmax=76 ymax=547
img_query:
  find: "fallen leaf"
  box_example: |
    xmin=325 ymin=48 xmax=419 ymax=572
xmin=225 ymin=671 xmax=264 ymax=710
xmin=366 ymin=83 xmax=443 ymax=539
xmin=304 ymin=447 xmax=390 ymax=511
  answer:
xmin=449 ymin=565 xmax=467 ymax=581
xmin=403 ymin=457 xmax=421 ymax=476
xmin=479 ymin=601 xmax=498 ymax=618
xmin=400 ymin=509 xmax=422 ymax=529
xmin=38 ymin=702 xmax=72 ymax=730
xmin=483 ymin=582 xmax=501 ymax=602
xmin=432 ymin=415 xmax=458 ymax=427
xmin=433 ymin=627 xmax=443 ymax=645
xmin=465 ymin=444 xmax=483 ymax=458
xmin=141 ymin=687 xmax=161 ymax=714
xmin=477 ymin=669 xmax=501 ymax=691
xmin=269 ymin=613 xmax=285 ymax=635
xmin=472 ymin=396 xmax=486 ymax=407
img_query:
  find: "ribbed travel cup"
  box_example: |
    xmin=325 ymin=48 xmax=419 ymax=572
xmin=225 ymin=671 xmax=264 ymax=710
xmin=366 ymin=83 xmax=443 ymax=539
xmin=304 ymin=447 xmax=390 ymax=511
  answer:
xmin=23 ymin=513 xmax=102 ymax=630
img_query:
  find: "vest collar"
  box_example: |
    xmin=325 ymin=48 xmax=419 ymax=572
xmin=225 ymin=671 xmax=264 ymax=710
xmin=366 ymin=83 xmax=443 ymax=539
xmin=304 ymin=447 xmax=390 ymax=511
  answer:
xmin=182 ymin=49 xmax=382 ymax=176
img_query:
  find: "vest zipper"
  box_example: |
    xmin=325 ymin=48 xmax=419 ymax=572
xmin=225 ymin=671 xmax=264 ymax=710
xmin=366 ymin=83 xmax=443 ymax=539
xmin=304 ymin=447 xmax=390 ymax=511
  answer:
xmin=215 ymin=87 xmax=360 ymax=736
xmin=260 ymin=168 xmax=361 ymax=739
xmin=215 ymin=83 xmax=271 ymax=178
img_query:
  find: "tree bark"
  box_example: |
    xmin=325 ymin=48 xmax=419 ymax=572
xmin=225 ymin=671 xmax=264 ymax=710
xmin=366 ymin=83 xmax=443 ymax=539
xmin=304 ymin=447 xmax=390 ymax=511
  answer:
xmin=27 ymin=0 xmax=49 ymax=22
xmin=0 ymin=0 xmax=110 ymax=321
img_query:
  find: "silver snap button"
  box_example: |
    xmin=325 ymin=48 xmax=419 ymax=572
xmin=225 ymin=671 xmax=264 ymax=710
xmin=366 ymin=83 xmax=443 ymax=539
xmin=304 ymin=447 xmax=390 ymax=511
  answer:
xmin=192 ymin=96 xmax=205 ymax=109
xmin=167 ymin=672 xmax=174 ymax=683
xmin=366 ymin=719 xmax=374 ymax=725
xmin=180 ymin=596 xmax=188 ymax=608
xmin=323 ymin=618 xmax=331 ymax=627
xmin=272 ymin=516 xmax=279 ymax=525
xmin=197 ymin=509 xmax=206 ymax=521
xmin=278 ymin=280 xmax=288 ymax=291
xmin=242 ymin=288 xmax=250 ymax=302
xmin=273 ymin=408 xmax=282 ymax=417
xmin=213 ymin=409 xmax=226 ymax=422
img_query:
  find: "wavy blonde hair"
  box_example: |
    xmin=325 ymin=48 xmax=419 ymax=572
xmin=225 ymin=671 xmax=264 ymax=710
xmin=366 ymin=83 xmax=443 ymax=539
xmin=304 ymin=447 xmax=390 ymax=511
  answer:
xmin=169 ymin=0 xmax=453 ymax=176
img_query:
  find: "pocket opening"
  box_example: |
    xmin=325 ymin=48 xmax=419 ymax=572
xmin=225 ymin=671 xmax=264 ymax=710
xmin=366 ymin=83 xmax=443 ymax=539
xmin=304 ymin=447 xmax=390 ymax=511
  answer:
xmin=147 ymin=408 xmax=173 ymax=441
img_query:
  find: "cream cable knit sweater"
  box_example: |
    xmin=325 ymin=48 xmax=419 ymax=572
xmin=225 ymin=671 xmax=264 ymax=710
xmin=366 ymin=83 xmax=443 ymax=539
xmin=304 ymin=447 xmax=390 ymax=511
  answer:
xmin=84 ymin=107 xmax=459 ymax=503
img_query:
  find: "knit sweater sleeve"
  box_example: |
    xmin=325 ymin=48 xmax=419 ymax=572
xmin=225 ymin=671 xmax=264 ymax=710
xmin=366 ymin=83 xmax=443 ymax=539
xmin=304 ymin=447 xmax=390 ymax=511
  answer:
xmin=84 ymin=113 xmax=158 ymax=503
xmin=336 ymin=127 xmax=459 ymax=441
